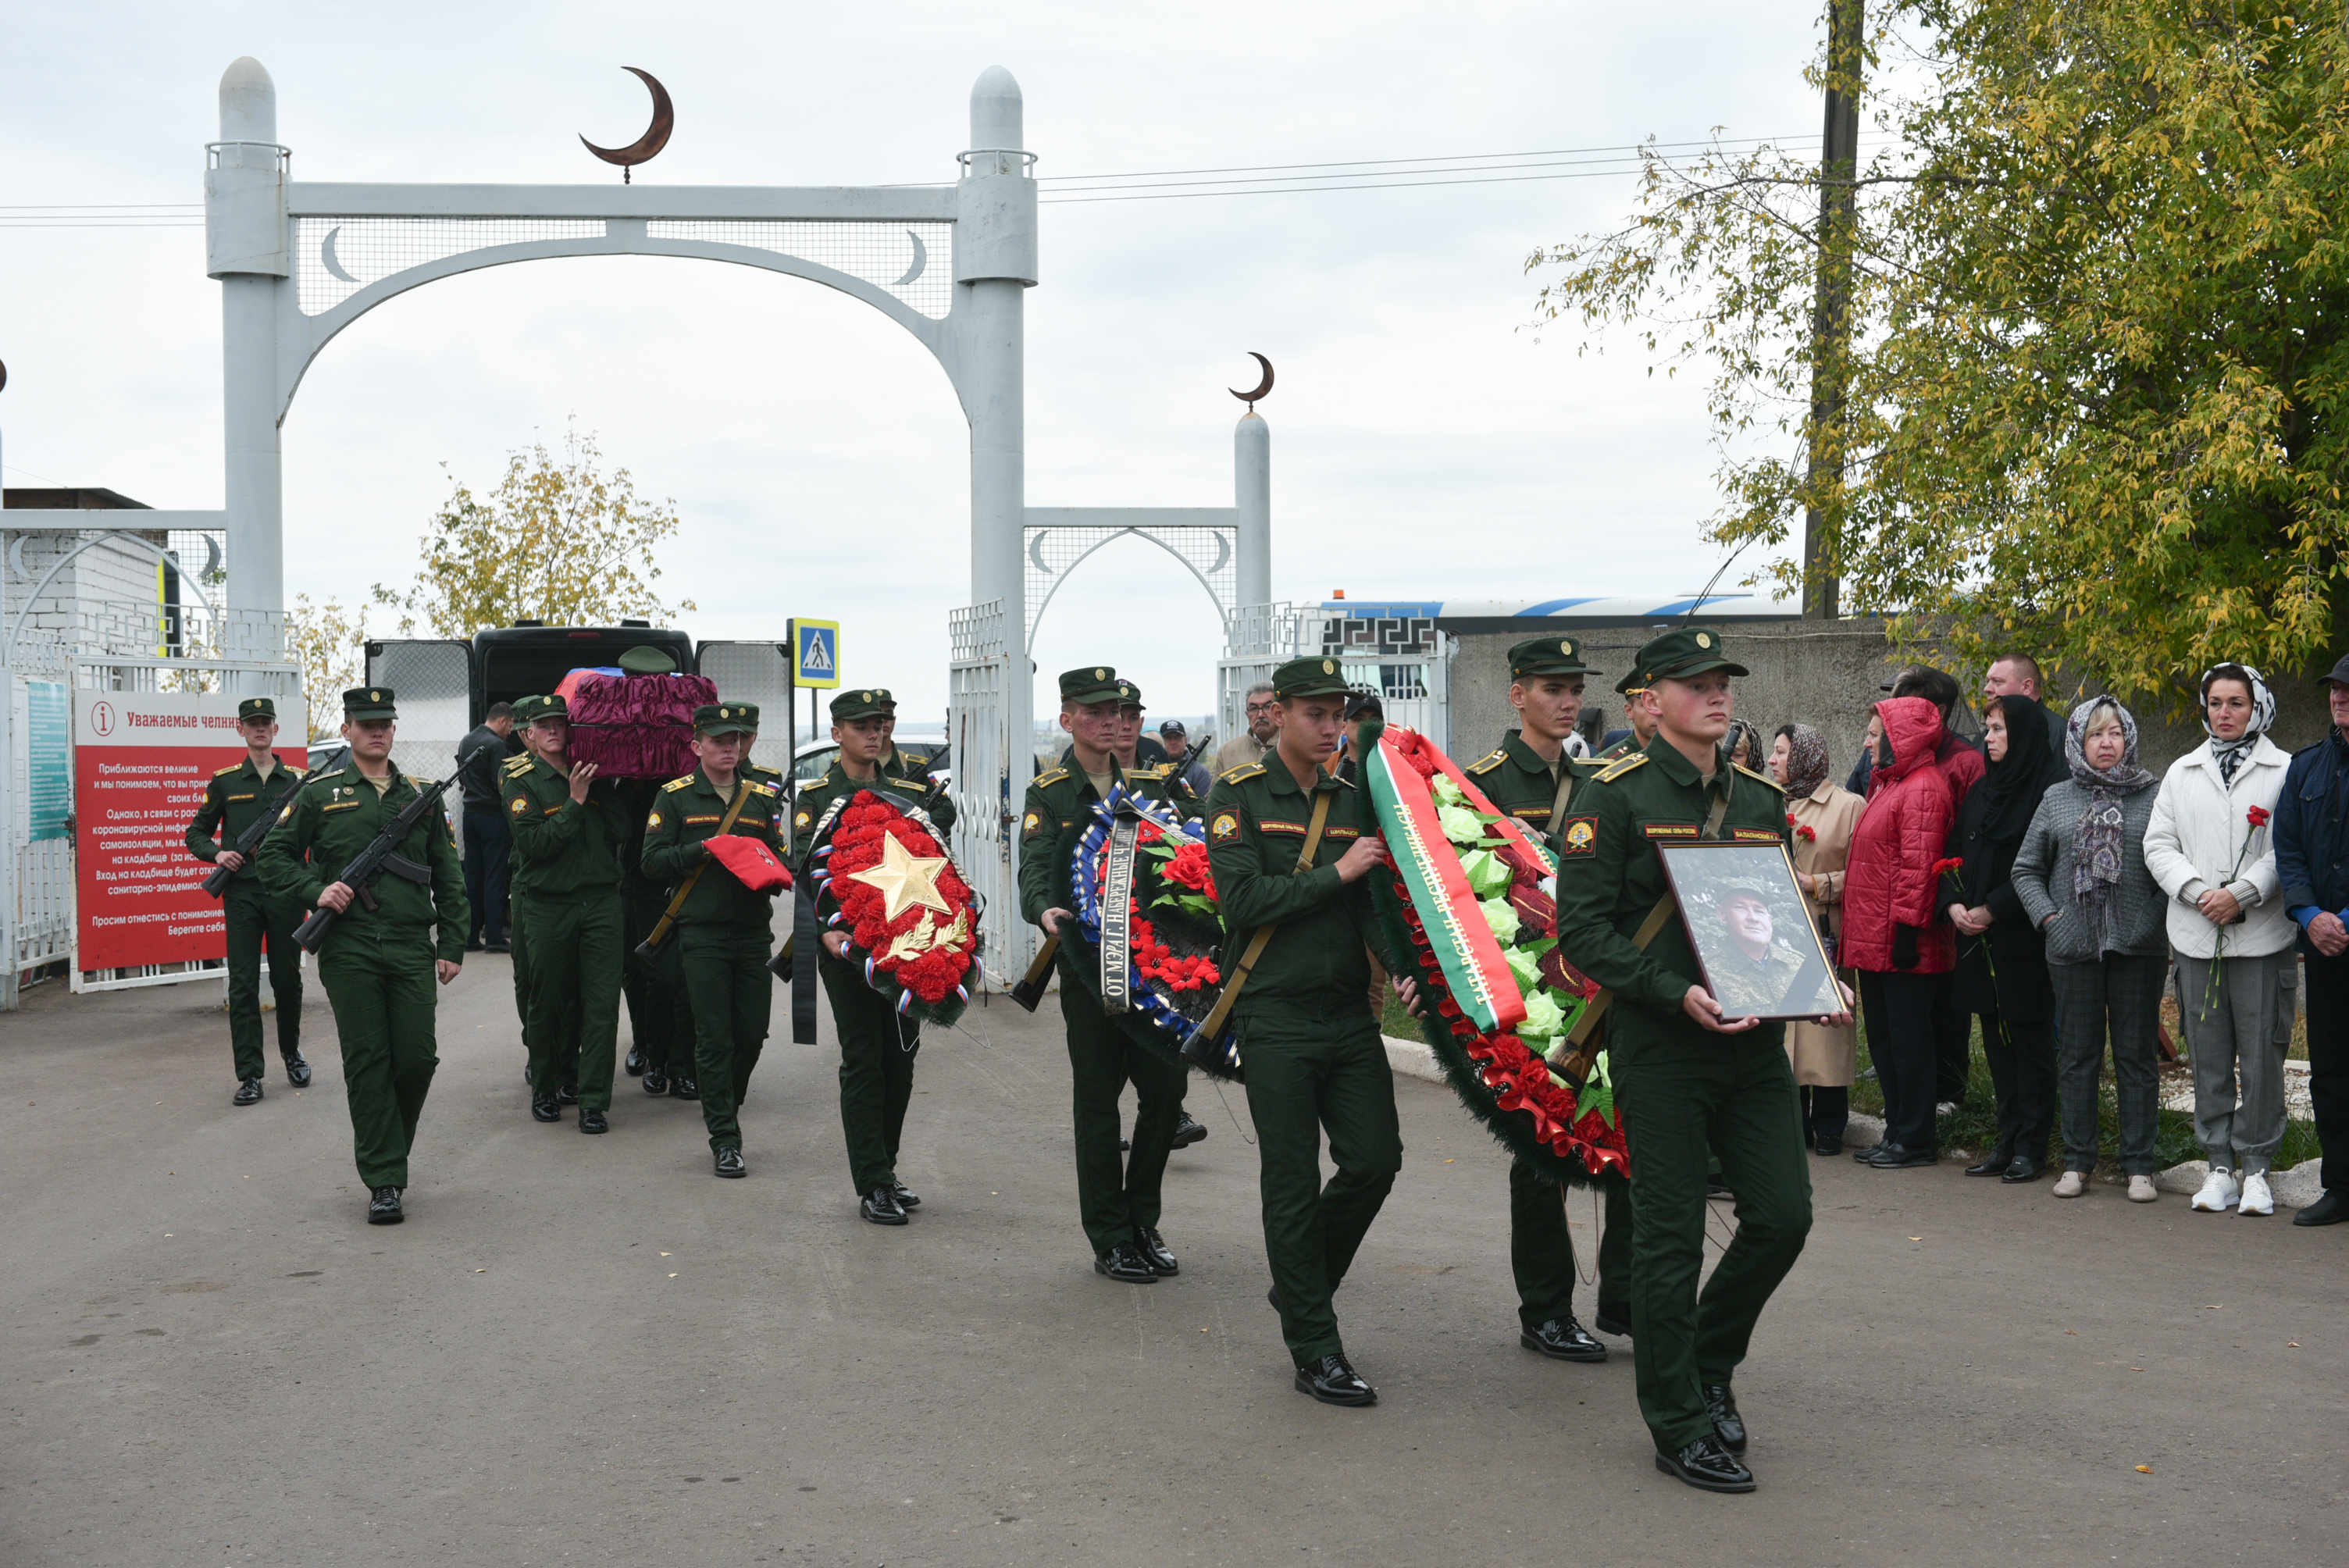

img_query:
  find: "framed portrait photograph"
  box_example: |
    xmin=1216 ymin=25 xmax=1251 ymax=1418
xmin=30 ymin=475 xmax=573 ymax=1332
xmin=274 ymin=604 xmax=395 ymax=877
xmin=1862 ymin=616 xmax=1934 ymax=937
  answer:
xmin=1656 ymin=842 xmax=1843 ymax=1022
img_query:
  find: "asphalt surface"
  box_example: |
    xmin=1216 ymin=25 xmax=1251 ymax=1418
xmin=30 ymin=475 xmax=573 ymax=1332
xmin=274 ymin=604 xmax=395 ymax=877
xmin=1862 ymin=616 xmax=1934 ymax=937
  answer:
xmin=2 ymin=960 xmax=2342 ymax=1567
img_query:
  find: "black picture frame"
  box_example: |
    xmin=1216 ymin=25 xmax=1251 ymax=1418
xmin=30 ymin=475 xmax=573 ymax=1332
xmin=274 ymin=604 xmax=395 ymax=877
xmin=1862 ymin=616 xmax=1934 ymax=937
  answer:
xmin=1656 ymin=841 xmax=1842 ymax=1022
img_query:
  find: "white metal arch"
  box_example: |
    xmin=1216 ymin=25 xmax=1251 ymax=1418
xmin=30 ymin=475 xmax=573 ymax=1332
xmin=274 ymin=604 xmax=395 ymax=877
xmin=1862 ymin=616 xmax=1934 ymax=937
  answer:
xmin=1025 ymin=526 xmax=1228 ymax=654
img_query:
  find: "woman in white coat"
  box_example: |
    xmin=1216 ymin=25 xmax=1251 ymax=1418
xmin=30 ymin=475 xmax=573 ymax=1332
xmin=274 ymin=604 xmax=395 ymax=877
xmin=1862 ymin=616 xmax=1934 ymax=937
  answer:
xmin=2142 ymin=665 xmax=2295 ymax=1215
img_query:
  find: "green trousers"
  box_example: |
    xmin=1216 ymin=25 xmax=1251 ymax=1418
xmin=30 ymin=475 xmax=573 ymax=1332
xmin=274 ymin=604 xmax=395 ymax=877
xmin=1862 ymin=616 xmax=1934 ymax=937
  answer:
xmin=1616 ymin=1030 xmax=1813 ymax=1452
xmin=822 ymin=953 xmax=921 ymax=1195
xmin=622 ymin=885 xmax=689 ymax=1072
xmin=317 ymin=933 xmax=440 ymax=1189
xmin=679 ymin=925 xmax=772 ymax=1151
xmin=515 ymin=891 xmax=622 ymax=1112
xmin=1064 ymin=993 xmax=1186 ymax=1255
xmin=1509 ymin=1160 xmax=1634 ymax=1329
xmin=223 ymin=881 xmax=303 ymax=1082
xmin=1239 ymin=1007 xmax=1403 ymax=1367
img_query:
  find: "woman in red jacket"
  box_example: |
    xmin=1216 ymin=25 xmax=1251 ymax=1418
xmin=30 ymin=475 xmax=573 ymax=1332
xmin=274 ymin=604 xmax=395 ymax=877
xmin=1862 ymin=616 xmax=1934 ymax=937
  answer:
xmin=1842 ymin=696 xmax=1957 ymax=1169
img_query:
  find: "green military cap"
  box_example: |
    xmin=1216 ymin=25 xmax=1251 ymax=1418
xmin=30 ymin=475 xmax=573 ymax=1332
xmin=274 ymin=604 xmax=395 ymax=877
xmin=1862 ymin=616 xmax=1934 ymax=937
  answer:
xmin=1059 ymin=666 xmax=1126 ymax=705
xmin=343 ymin=686 xmax=397 ymax=720
xmin=512 ymin=693 xmax=569 ymax=728
xmin=694 ymin=702 xmax=759 ymax=736
xmin=617 ymin=645 xmax=675 ymax=675
xmin=1508 ymin=635 xmax=1598 ymax=679
xmin=830 ymin=687 xmax=896 ymax=722
xmin=236 ymin=696 xmax=277 ymax=722
xmin=1271 ymin=655 xmax=1352 ymax=700
xmin=1632 ymin=625 xmax=1749 ymax=682
xmin=1117 ymin=680 xmax=1145 ymax=709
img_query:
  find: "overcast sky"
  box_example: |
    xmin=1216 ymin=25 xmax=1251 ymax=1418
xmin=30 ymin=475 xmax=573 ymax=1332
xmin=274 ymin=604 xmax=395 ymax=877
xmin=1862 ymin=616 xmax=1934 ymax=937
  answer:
xmin=5 ymin=2 xmax=1827 ymax=723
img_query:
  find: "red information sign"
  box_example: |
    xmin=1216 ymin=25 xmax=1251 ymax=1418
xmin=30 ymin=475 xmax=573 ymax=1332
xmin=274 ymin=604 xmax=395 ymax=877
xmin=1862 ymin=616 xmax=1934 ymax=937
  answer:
xmin=74 ymin=691 xmax=307 ymax=971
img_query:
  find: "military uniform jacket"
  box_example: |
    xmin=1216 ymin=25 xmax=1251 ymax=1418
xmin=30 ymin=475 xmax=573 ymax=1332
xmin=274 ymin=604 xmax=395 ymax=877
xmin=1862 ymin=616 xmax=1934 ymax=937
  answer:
xmin=790 ymin=748 xmax=956 ymax=868
xmin=638 ymin=764 xmax=789 ymax=929
xmin=1016 ymin=751 xmax=1192 ymax=929
xmin=499 ymin=750 xmax=629 ymax=900
xmin=256 ymin=757 xmax=468 ymax=960
xmin=1551 ymin=735 xmax=1791 ymax=1052
xmin=1201 ymin=758 xmax=1382 ymax=1015
xmin=1467 ymin=729 xmax=1599 ymax=853
xmin=186 ymin=754 xmax=307 ymax=886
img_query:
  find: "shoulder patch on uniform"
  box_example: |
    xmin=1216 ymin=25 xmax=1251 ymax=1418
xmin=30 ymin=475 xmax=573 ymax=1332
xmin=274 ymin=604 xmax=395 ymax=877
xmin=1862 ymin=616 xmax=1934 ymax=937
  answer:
xmin=1595 ymin=754 xmax=1650 ymax=784
xmin=1210 ymin=810 xmax=1241 ymax=841
xmin=510 ymin=795 xmax=529 ymax=815
xmin=1467 ymin=748 xmax=1506 ymax=776
xmin=1734 ymin=763 xmax=1784 ymax=793
xmin=213 ymin=762 xmax=243 ymax=778
xmin=1559 ymin=814 xmax=1599 ymax=857
xmin=661 ymin=775 xmax=694 ymax=793
xmin=1020 ymin=809 xmax=1048 ymax=841
xmin=1033 ymin=766 xmax=1069 ymax=787
xmin=1218 ymin=761 xmax=1267 ymax=785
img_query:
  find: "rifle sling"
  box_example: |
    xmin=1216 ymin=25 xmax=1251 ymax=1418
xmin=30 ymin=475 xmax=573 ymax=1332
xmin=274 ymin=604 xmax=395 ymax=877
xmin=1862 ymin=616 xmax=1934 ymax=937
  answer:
xmin=646 ymin=779 xmax=759 ymax=946
xmin=1191 ymin=785 xmax=1334 ymax=1042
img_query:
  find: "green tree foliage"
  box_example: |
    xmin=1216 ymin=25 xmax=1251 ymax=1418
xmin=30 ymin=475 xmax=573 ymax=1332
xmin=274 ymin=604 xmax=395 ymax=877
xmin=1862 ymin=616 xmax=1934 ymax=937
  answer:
xmin=1532 ymin=0 xmax=2349 ymax=704
xmin=285 ymin=593 xmax=371 ymax=740
xmin=375 ymin=422 xmax=696 ymax=639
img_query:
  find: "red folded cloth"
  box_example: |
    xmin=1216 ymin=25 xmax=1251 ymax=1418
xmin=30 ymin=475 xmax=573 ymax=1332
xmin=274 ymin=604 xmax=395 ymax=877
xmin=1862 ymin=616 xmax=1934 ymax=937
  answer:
xmin=704 ymin=833 xmax=792 ymax=893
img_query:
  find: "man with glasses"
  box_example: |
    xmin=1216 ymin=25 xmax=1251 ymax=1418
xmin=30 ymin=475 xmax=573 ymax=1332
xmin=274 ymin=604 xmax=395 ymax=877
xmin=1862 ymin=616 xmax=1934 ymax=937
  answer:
xmin=1217 ymin=683 xmax=1281 ymax=772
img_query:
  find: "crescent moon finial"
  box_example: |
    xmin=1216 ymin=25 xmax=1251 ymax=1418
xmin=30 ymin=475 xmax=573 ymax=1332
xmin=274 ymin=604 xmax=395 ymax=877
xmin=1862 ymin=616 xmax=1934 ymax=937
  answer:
xmin=580 ymin=67 xmax=675 ymax=184
xmin=1228 ymin=351 xmax=1274 ymax=408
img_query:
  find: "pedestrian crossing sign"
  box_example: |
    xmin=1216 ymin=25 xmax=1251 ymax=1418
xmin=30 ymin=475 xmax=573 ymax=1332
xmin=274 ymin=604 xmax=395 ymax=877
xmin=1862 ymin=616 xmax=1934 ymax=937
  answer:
xmin=792 ymin=620 xmax=840 ymax=689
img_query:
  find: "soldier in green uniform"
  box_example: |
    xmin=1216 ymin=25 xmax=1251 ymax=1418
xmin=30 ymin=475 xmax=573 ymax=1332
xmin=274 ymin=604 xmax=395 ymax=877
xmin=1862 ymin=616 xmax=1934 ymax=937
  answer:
xmin=790 ymin=686 xmax=954 ymax=1225
xmin=185 ymin=696 xmax=310 ymax=1104
xmin=1595 ymin=662 xmax=1662 ymax=761
xmin=1018 ymin=667 xmax=1195 ymax=1283
xmin=1552 ymin=627 xmax=1845 ymax=1491
xmin=501 ymin=693 xmax=631 ymax=1134
xmin=611 ymin=647 xmax=695 ymax=1099
xmin=640 ymin=702 xmax=788 ymax=1179
xmin=257 ymin=687 xmax=468 ymax=1226
xmin=1203 ymin=656 xmax=1403 ymax=1407
xmin=1463 ymin=636 xmax=1631 ymax=1361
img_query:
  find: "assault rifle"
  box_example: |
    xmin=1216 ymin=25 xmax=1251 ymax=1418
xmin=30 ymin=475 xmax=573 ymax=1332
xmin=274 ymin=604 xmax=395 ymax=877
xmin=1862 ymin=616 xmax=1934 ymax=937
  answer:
xmin=291 ymin=772 xmax=458 ymax=953
xmin=199 ymin=766 xmax=308 ymax=899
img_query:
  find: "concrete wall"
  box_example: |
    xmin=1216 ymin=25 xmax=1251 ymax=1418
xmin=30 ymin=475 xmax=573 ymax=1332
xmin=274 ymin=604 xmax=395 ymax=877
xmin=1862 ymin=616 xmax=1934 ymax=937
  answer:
xmin=1449 ymin=621 xmax=2340 ymax=782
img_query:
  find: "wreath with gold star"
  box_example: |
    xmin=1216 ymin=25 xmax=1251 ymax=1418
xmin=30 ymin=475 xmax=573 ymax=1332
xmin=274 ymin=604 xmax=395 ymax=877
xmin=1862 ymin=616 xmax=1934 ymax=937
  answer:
xmin=804 ymin=788 xmax=982 ymax=1026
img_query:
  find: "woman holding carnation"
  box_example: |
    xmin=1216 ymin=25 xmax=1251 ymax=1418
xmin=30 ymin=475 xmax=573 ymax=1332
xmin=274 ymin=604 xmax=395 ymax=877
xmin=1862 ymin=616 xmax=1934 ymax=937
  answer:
xmin=1771 ymin=724 xmax=1865 ymax=1153
xmin=1841 ymin=697 xmax=1957 ymax=1168
xmin=2141 ymin=665 xmax=2294 ymax=1215
xmin=2011 ymin=697 xmax=2168 ymax=1201
xmin=1943 ymin=695 xmax=2066 ymax=1182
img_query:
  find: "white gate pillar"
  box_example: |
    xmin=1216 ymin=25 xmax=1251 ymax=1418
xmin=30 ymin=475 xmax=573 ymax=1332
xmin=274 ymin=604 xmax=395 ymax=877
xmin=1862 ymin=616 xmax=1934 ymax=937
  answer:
xmin=957 ymin=66 xmax=1037 ymax=820
xmin=208 ymin=56 xmax=288 ymax=620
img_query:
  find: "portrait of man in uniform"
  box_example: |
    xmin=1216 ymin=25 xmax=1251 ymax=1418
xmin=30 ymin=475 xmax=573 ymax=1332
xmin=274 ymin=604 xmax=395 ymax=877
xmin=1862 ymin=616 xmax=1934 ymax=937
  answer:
xmin=1659 ymin=846 xmax=1841 ymax=1022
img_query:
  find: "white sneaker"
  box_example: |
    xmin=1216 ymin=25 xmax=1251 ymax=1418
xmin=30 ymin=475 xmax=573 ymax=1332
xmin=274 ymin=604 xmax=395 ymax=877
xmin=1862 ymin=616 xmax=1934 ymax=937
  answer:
xmin=2239 ymin=1171 xmax=2275 ymax=1216
xmin=2127 ymin=1174 xmax=2158 ymax=1203
xmin=2190 ymin=1168 xmax=2240 ymax=1212
xmin=2053 ymin=1171 xmax=2087 ymax=1199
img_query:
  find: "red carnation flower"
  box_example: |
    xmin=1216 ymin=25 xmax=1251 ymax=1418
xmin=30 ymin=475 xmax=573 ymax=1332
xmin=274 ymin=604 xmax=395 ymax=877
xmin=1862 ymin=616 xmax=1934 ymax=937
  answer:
xmin=2247 ymin=805 xmax=2272 ymax=829
xmin=1797 ymin=824 xmax=1816 ymax=841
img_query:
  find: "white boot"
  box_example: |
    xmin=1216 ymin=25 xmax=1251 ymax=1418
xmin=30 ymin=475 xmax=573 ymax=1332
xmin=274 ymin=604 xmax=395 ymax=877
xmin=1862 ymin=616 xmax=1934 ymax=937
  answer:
xmin=2053 ymin=1170 xmax=2087 ymax=1199
xmin=2238 ymin=1171 xmax=2275 ymax=1216
xmin=2190 ymin=1168 xmax=2240 ymax=1212
xmin=2127 ymin=1174 xmax=2159 ymax=1203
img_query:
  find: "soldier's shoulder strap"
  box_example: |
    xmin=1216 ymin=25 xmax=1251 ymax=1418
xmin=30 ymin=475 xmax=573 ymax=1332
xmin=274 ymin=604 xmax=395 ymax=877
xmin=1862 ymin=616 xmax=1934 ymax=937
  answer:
xmin=1595 ymin=753 xmax=1650 ymax=785
xmin=1032 ymin=765 xmax=1070 ymax=789
xmin=897 ymin=748 xmax=930 ymax=768
xmin=212 ymin=761 xmax=244 ymax=779
xmin=1466 ymin=747 xmax=1507 ymax=776
xmin=1217 ymin=761 xmax=1267 ymax=785
xmin=501 ymin=752 xmax=535 ymax=775
xmin=661 ymin=774 xmax=695 ymax=793
xmin=302 ymin=765 xmax=344 ymax=789
xmin=1734 ymin=763 xmax=1784 ymax=793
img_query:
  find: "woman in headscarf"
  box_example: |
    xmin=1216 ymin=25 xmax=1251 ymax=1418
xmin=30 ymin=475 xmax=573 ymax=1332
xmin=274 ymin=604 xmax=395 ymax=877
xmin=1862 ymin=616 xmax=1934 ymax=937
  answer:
xmin=1725 ymin=718 xmax=1766 ymax=774
xmin=1942 ymin=694 xmax=2068 ymax=1182
xmin=2011 ymin=697 xmax=2169 ymax=1201
xmin=2142 ymin=665 xmax=2294 ymax=1215
xmin=1771 ymin=723 xmax=1867 ymax=1153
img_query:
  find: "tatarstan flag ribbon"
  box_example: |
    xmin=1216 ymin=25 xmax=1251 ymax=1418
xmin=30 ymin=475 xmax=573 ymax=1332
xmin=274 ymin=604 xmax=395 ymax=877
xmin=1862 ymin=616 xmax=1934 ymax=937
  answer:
xmin=1363 ymin=732 xmax=1544 ymax=1036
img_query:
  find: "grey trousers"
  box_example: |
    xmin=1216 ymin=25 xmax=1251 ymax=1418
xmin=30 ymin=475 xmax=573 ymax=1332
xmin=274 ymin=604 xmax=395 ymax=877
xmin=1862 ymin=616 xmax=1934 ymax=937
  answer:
xmin=2173 ymin=950 xmax=2297 ymax=1176
xmin=2049 ymin=954 xmax=2166 ymax=1177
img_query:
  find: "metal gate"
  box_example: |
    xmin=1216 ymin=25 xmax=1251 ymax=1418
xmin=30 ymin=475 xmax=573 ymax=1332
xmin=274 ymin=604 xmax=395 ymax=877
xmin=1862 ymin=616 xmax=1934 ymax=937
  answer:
xmin=694 ymin=642 xmax=796 ymax=777
xmin=946 ymin=600 xmax=1020 ymax=992
xmin=1218 ymin=603 xmax=1453 ymax=754
xmin=364 ymin=640 xmax=475 ymax=780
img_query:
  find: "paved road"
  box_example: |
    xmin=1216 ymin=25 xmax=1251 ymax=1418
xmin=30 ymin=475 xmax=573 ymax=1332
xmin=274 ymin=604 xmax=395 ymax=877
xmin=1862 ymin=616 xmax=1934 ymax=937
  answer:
xmin=2 ymin=964 xmax=2340 ymax=1566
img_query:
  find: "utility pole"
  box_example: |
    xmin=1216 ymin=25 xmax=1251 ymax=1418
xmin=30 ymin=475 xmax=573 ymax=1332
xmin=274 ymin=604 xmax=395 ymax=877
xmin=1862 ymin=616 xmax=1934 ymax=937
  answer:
xmin=1802 ymin=0 xmax=1862 ymax=620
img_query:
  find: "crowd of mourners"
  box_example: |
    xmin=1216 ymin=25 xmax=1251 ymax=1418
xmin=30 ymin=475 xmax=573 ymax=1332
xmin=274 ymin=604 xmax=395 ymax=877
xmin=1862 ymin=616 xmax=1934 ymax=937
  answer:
xmin=1702 ymin=651 xmax=2344 ymax=1228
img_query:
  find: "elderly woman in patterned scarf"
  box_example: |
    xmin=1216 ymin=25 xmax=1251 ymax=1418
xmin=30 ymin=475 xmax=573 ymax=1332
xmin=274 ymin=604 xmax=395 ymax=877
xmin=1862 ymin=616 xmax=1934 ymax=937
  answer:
xmin=2011 ymin=697 xmax=2169 ymax=1203
xmin=1770 ymin=723 xmax=1867 ymax=1153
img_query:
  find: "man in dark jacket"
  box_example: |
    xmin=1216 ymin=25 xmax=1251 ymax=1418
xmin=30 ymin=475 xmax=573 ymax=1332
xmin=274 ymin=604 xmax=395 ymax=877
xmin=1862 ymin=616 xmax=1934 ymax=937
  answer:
xmin=2273 ymin=655 xmax=2349 ymax=1227
xmin=455 ymin=703 xmax=518 ymax=952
